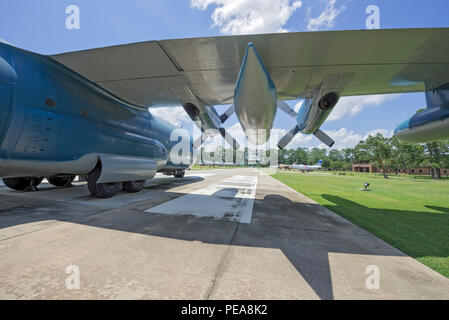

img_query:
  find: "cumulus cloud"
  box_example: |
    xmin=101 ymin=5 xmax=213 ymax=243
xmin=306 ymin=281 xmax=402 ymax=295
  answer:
xmin=149 ymin=106 xmax=191 ymax=127
xmin=306 ymin=0 xmax=345 ymax=31
xmin=328 ymin=94 xmax=400 ymax=122
xmin=196 ymin=120 xmax=393 ymax=154
xmin=363 ymin=128 xmax=393 ymax=140
xmin=191 ymin=0 xmax=303 ymax=35
xmin=289 ymin=94 xmax=400 ymax=123
xmin=313 ymin=128 xmax=394 ymax=150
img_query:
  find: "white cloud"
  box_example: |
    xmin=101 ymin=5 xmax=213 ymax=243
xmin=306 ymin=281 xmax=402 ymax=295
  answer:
xmin=191 ymin=0 xmax=303 ymax=35
xmin=363 ymin=128 xmax=393 ymax=140
xmin=306 ymin=0 xmax=345 ymax=31
xmin=196 ymin=121 xmax=393 ymax=153
xmin=316 ymin=128 xmax=363 ymax=149
xmin=199 ymin=121 xmax=315 ymax=152
xmin=149 ymin=106 xmax=191 ymax=127
xmin=328 ymin=94 xmax=400 ymax=122
xmin=312 ymin=128 xmax=394 ymax=150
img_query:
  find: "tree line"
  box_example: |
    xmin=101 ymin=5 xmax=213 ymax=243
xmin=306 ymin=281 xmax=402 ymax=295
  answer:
xmin=279 ymin=134 xmax=449 ymax=179
xmin=201 ymin=134 xmax=449 ymax=179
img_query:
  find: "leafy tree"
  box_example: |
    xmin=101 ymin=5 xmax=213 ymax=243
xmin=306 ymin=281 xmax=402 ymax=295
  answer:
xmin=328 ymin=149 xmax=344 ymax=162
xmin=308 ymin=148 xmax=326 ymax=164
xmin=359 ymin=134 xmax=393 ymax=178
xmin=330 ymin=160 xmax=345 ymax=171
xmin=342 ymin=148 xmax=355 ymax=163
xmin=425 ymin=140 xmax=449 ymax=179
xmin=294 ymin=147 xmax=309 ymax=165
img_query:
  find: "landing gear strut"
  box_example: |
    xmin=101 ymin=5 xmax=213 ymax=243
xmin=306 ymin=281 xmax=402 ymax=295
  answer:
xmin=2 ymin=177 xmax=44 ymax=191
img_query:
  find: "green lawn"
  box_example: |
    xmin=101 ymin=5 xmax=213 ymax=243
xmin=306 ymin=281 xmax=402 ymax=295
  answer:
xmin=272 ymin=172 xmax=449 ymax=278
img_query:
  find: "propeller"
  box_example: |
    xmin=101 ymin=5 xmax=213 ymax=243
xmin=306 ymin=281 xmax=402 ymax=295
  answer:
xmin=219 ymin=104 xmax=235 ymax=123
xmin=193 ymin=105 xmax=240 ymax=149
xmin=278 ymin=125 xmax=300 ymax=149
xmin=277 ymin=100 xmax=335 ymax=149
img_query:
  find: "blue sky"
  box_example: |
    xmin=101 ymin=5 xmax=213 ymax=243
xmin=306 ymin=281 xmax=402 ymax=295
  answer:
xmin=1 ymin=0 xmax=448 ymax=150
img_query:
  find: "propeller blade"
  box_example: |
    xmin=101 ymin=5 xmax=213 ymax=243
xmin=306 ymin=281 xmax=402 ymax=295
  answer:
xmin=219 ymin=104 xmax=235 ymax=123
xmin=277 ymin=101 xmax=298 ymax=118
xmin=278 ymin=125 xmax=300 ymax=149
xmin=314 ymin=128 xmax=335 ymax=147
xmin=219 ymin=128 xmax=240 ymax=149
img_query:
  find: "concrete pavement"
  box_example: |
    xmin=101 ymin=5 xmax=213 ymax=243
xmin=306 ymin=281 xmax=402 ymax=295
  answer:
xmin=0 ymin=168 xmax=448 ymax=299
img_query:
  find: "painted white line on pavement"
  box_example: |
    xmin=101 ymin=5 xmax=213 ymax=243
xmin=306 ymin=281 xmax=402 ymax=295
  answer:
xmin=144 ymin=175 xmax=258 ymax=223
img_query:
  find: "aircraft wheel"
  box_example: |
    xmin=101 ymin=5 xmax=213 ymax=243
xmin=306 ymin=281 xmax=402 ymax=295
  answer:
xmin=122 ymin=180 xmax=146 ymax=193
xmin=48 ymin=175 xmax=76 ymax=187
xmin=87 ymin=166 xmax=122 ymax=198
xmin=2 ymin=177 xmax=43 ymax=191
xmin=174 ymin=170 xmax=185 ymax=178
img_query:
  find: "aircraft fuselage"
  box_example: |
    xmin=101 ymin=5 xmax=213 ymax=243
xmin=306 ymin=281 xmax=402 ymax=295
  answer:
xmin=0 ymin=43 xmax=193 ymax=187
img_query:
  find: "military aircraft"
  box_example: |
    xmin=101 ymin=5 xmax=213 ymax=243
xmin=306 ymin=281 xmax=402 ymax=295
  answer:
xmin=1 ymin=28 xmax=448 ymax=197
xmin=290 ymin=160 xmax=323 ymax=172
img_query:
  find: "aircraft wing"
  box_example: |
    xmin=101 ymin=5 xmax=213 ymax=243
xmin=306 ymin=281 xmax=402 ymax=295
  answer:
xmin=50 ymin=28 xmax=449 ymax=109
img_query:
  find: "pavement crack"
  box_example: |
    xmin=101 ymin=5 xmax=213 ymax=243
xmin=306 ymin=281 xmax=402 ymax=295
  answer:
xmin=204 ymin=221 xmax=241 ymax=300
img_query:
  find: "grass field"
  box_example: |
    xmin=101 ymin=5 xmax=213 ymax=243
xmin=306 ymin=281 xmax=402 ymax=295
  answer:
xmin=272 ymin=172 xmax=449 ymax=278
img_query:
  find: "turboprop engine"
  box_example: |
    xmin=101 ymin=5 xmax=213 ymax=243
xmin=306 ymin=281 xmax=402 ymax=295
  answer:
xmin=394 ymin=84 xmax=449 ymax=143
xmin=277 ymin=87 xmax=340 ymax=149
xmin=183 ymin=100 xmax=239 ymax=149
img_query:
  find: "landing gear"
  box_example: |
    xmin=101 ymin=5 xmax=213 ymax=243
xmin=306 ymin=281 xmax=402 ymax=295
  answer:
xmin=87 ymin=165 xmax=122 ymax=199
xmin=48 ymin=175 xmax=76 ymax=187
xmin=2 ymin=177 xmax=43 ymax=191
xmin=174 ymin=170 xmax=185 ymax=178
xmin=122 ymin=180 xmax=146 ymax=193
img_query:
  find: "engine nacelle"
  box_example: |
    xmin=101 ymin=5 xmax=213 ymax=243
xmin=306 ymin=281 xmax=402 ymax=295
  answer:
xmin=395 ymin=85 xmax=449 ymax=143
xmin=183 ymin=101 xmax=222 ymax=137
xmin=394 ymin=107 xmax=449 ymax=143
xmin=297 ymin=92 xmax=340 ymax=134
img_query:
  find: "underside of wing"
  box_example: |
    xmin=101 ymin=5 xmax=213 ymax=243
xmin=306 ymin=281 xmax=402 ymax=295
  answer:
xmin=50 ymin=28 xmax=449 ymax=108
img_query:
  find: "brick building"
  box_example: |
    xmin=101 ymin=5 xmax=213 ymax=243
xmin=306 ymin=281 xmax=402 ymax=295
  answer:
xmin=352 ymin=163 xmax=449 ymax=176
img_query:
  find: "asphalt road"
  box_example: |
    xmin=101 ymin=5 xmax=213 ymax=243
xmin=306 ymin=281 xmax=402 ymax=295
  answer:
xmin=0 ymin=168 xmax=448 ymax=299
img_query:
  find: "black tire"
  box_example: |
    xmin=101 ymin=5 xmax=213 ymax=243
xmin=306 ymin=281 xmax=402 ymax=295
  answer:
xmin=122 ymin=180 xmax=146 ymax=193
xmin=48 ymin=175 xmax=76 ymax=187
xmin=2 ymin=177 xmax=43 ymax=191
xmin=174 ymin=171 xmax=185 ymax=178
xmin=87 ymin=165 xmax=122 ymax=198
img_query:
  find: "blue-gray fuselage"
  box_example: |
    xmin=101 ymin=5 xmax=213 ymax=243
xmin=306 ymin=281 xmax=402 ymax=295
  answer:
xmin=0 ymin=42 xmax=193 ymax=179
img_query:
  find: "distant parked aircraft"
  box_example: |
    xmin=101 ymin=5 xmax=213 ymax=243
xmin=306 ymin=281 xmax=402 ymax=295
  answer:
xmin=290 ymin=160 xmax=323 ymax=172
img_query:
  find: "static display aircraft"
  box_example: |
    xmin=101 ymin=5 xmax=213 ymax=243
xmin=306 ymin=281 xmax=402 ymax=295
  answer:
xmin=1 ymin=28 xmax=448 ymax=198
xmin=290 ymin=160 xmax=323 ymax=172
